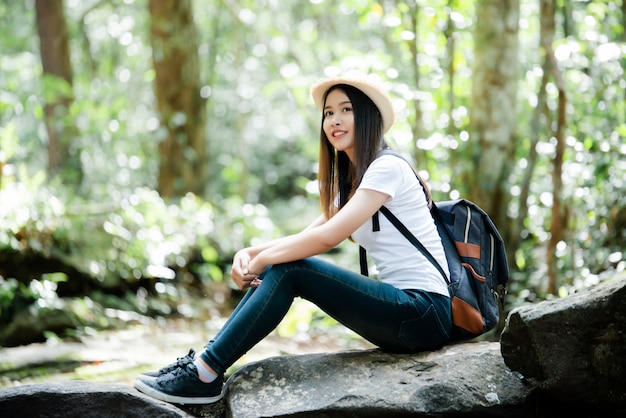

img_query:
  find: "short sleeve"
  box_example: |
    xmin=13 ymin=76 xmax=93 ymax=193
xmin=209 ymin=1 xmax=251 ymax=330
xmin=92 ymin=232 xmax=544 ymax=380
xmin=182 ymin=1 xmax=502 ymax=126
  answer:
xmin=357 ymin=155 xmax=404 ymax=199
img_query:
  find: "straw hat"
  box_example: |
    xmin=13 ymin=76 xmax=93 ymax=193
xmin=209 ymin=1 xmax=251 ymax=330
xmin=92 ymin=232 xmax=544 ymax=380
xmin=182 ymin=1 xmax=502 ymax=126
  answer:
xmin=310 ymin=71 xmax=395 ymax=133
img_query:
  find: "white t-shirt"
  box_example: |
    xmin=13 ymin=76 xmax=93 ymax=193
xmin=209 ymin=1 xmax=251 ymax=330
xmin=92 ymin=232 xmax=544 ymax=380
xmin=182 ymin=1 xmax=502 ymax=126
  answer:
xmin=351 ymin=154 xmax=450 ymax=297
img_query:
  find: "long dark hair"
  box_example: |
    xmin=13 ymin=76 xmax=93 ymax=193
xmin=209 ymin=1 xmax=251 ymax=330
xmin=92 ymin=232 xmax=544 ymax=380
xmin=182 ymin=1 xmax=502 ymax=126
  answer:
xmin=317 ymin=84 xmax=386 ymax=219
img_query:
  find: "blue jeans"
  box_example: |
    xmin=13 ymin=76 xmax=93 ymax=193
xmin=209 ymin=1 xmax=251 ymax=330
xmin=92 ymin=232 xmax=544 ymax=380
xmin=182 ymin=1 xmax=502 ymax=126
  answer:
xmin=200 ymin=257 xmax=451 ymax=375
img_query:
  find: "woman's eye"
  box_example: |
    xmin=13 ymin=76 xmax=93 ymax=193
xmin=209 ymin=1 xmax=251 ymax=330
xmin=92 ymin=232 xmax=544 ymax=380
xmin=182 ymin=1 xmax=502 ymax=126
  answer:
xmin=324 ymin=111 xmax=333 ymax=117
xmin=343 ymin=107 xmax=352 ymax=113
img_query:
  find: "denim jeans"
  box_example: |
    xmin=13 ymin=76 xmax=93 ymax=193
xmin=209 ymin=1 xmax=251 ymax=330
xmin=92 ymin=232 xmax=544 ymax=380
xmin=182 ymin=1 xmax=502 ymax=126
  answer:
xmin=200 ymin=257 xmax=451 ymax=375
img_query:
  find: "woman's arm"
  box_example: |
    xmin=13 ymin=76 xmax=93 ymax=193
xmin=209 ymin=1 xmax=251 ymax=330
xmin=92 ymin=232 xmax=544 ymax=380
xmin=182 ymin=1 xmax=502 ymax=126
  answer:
xmin=247 ymin=188 xmax=389 ymax=276
xmin=239 ymin=213 xmax=327 ymax=259
xmin=230 ymin=213 xmax=328 ymax=288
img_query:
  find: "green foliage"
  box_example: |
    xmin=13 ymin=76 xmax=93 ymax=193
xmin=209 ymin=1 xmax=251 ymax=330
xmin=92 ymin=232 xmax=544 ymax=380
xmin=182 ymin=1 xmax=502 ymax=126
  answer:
xmin=508 ymin=2 xmax=626 ymax=297
xmin=0 ymin=179 xmax=278 ymax=280
xmin=0 ymin=124 xmax=18 ymax=162
xmin=0 ymin=277 xmax=33 ymax=323
xmin=41 ymin=74 xmax=73 ymax=103
xmin=0 ymin=171 xmax=280 ymax=328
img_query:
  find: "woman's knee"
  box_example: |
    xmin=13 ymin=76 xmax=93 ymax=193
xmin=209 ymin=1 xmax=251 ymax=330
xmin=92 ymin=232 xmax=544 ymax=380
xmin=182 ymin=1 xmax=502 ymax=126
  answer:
xmin=260 ymin=260 xmax=305 ymax=286
xmin=261 ymin=259 xmax=320 ymax=296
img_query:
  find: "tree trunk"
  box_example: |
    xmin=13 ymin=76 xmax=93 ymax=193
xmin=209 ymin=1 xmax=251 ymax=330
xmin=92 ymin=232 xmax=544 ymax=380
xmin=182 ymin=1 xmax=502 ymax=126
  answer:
xmin=512 ymin=65 xmax=547 ymax=256
xmin=148 ymin=0 xmax=207 ymax=198
xmin=35 ymin=0 xmax=81 ymax=182
xmin=468 ymin=0 xmax=520 ymax=245
xmin=403 ymin=3 xmax=425 ymax=163
xmin=541 ymin=0 xmax=567 ymax=295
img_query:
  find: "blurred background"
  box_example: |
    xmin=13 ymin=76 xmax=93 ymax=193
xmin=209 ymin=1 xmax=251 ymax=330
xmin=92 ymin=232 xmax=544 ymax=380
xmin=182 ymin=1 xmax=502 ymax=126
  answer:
xmin=0 ymin=0 xmax=624 ymax=387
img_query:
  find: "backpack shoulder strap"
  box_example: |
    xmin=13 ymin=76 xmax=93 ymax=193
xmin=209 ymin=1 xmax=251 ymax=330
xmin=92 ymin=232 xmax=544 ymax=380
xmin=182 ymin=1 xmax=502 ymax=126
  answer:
xmin=378 ymin=206 xmax=450 ymax=284
xmin=359 ymin=246 xmax=368 ymax=276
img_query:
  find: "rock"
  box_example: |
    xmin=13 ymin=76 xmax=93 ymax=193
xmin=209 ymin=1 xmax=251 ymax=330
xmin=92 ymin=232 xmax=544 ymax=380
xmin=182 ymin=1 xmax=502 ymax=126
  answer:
xmin=0 ymin=302 xmax=84 ymax=347
xmin=500 ymin=277 xmax=626 ymax=413
xmin=221 ymin=342 xmax=532 ymax=418
xmin=0 ymin=381 xmax=204 ymax=418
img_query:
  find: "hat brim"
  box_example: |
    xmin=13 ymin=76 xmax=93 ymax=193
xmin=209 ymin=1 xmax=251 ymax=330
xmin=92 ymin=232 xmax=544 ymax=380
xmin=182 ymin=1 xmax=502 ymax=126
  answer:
xmin=310 ymin=73 xmax=395 ymax=133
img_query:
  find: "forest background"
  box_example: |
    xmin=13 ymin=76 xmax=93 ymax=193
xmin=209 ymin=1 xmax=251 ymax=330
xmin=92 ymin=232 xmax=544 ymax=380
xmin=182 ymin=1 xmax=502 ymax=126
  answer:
xmin=0 ymin=0 xmax=624 ymax=374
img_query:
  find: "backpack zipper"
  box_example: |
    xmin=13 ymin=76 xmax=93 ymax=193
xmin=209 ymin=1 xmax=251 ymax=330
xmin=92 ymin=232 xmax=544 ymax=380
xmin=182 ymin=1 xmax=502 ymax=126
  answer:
xmin=464 ymin=206 xmax=471 ymax=243
xmin=490 ymin=234 xmax=495 ymax=273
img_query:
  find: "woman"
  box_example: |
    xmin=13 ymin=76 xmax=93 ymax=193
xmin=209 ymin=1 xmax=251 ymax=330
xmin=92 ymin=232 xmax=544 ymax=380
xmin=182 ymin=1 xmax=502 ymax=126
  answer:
xmin=134 ymin=72 xmax=452 ymax=405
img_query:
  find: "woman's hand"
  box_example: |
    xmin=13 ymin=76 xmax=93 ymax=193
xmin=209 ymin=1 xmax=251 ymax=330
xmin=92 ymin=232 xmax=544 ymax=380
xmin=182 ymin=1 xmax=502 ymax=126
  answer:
xmin=231 ymin=249 xmax=262 ymax=290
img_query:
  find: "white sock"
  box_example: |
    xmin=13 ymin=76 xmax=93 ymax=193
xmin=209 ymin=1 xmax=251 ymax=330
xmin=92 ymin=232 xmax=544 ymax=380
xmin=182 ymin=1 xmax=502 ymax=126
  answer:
xmin=193 ymin=358 xmax=218 ymax=383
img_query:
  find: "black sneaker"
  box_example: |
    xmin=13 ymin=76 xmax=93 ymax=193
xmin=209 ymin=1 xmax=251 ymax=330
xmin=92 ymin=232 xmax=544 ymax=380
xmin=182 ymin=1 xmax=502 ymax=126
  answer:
xmin=134 ymin=362 xmax=224 ymax=404
xmin=139 ymin=348 xmax=196 ymax=380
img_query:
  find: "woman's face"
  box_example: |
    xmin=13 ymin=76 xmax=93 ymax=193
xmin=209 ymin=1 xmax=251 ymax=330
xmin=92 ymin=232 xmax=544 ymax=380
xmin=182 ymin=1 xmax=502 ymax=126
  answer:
xmin=323 ymin=88 xmax=355 ymax=159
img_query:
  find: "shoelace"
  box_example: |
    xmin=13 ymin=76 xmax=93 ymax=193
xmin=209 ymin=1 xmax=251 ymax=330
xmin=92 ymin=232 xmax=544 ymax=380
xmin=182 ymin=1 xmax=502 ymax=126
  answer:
xmin=157 ymin=349 xmax=195 ymax=374
xmin=158 ymin=363 xmax=196 ymax=384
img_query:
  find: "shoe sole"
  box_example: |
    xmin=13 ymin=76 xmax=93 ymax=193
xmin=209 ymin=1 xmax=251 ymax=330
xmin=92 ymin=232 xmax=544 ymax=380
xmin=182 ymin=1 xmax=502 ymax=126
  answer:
xmin=134 ymin=378 xmax=224 ymax=405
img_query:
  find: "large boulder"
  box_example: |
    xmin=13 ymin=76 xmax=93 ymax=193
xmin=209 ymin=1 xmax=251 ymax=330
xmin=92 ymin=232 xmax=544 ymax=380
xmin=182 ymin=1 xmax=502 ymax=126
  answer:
xmin=222 ymin=342 xmax=532 ymax=417
xmin=500 ymin=276 xmax=626 ymax=412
